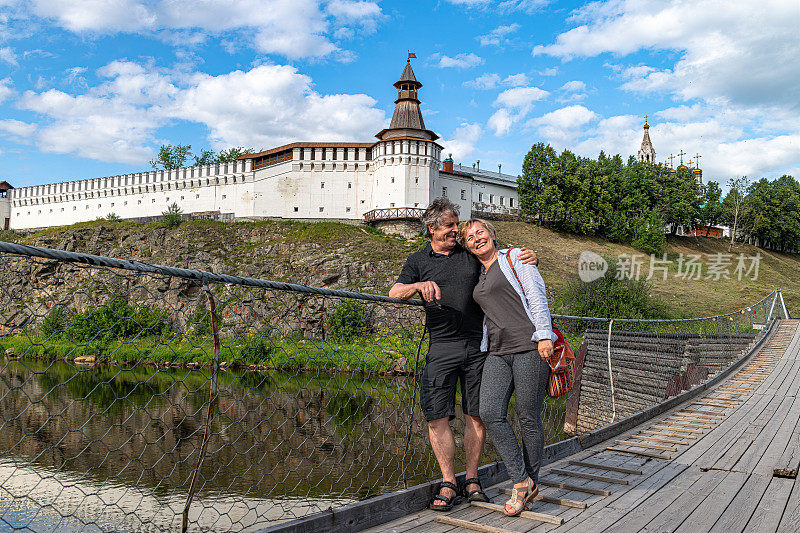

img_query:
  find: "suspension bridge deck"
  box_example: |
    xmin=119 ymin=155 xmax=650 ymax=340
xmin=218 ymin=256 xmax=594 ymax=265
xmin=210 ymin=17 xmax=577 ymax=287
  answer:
xmin=364 ymin=319 xmax=800 ymax=533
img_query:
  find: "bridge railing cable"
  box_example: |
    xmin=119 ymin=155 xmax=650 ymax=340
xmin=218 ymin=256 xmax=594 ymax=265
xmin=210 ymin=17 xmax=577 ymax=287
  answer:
xmin=0 ymin=241 xmax=782 ymax=532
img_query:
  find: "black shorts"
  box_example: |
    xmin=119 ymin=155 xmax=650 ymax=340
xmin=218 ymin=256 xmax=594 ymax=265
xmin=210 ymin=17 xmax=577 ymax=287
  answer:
xmin=420 ymin=338 xmax=486 ymax=422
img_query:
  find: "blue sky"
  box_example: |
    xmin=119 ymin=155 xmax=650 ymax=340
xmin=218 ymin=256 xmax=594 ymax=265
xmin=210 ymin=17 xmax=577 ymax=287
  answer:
xmin=0 ymin=0 xmax=798 ymax=189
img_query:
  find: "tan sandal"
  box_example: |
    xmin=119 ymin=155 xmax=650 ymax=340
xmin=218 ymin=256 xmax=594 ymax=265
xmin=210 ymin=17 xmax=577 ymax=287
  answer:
xmin=504 ymin=480 xmax=538 ymax=516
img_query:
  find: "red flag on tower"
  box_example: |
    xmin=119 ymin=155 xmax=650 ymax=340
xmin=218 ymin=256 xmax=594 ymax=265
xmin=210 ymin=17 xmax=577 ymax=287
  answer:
xmin=408 ymin=52 xmax=417 ymax=59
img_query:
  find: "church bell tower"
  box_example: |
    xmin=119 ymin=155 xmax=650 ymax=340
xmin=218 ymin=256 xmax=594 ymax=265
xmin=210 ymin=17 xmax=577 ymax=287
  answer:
xmin=637 ymin=116 xmax=656 ymax=163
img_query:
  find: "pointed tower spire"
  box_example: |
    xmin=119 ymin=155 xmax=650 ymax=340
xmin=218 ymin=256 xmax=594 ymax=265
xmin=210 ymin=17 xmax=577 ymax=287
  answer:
xmin=376 ymin=55 xmax=439 ymax=141
xmin=637 ymin=115 xmax=656 ymax=163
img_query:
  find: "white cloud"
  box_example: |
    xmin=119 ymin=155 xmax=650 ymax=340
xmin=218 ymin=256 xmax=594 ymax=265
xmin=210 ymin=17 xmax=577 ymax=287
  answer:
xmin=464 ymin=72 xmax=529 ymax=90
xmin=445 ymin=0 xmax=549 ymax=13
xmin=478 ymin=23 xmax=519 ymax=46
xmin=495 ymin=86 xmax=548 ymax=111
xmin=503 ymin=73 xmax=529 ymax=87
xmin=560 ymin=80 xmax=585 ymax=92
xmin=539 ymin=67 xmax=558 ymax=76
xmin=0 ymin=118 xmax=37 ymax=139
xmin=171 ymin=64 xmax=385 ymax=148
xmin=441 ymin=122 xmax=482 ymax=161
xmin=0 ymin=46 xmax=17 ymax=66
xmin=17 ymin=60 xmax=386 ymax=164
xmin=488 ymin=108 xmax=513 ymax=136
xmin=433 ymin=52 xmax=484 ymax=69
xmin=464 ymin=73 xmax=501 ymax=90
xmin=0 ymin=78 xmax=13 ymax=103
xmin=488 ymin=86 xmax=549 ymax=136
xmin=28 ymin=0 xmax=384 ymax=60
xmin=534 ymin=0 xmax=800 ymax=111
xmin=528 ymin=104 xmax=598 ymax=144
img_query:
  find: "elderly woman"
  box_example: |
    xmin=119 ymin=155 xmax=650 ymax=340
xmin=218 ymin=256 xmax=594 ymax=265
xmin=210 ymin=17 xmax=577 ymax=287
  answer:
xmin=459 ymin=218 xmax=555 ymax=516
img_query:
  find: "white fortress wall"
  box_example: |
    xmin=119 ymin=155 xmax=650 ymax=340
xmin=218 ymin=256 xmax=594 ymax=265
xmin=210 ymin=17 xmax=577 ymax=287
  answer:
xmin=9 ymin=159 xmax=254 ymax=230
xmin=436 ymin=172 xmax=473 ymax=217
xmin=373 ymin=139 xmax=440 ymax=211
xmin=0 ymin=196 xmax=10 ymax=230
xmin=252 ymin=145 xmax=374 ymax=220
xmin=470 ymin=175 xmax=519 ymax=214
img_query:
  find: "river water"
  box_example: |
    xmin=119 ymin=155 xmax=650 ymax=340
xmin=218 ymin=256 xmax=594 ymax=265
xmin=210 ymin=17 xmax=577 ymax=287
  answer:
xmin=0 ymin=360 xmax=441 ymax=532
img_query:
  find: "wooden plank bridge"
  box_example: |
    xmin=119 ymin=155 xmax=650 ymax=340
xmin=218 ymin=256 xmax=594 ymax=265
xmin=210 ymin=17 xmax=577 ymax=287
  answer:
xmin=264 ymin=318 xmax=799 ymax=533
xmin=360 ymin=318 xmax=800 ymax=533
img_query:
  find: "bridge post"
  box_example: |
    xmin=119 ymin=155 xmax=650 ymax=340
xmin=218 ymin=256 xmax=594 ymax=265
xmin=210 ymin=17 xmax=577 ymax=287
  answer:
xmin=777 ymin=288 xmax=790 ymax=319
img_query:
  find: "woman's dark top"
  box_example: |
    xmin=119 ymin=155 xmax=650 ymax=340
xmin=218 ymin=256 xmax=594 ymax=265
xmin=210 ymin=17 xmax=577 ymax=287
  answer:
xmin=472 ymin=260 xmax=537 ymax=355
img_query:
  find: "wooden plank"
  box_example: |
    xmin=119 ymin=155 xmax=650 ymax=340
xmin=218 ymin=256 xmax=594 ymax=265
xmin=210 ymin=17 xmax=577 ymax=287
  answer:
xmin=777 ymin=467 xmax=800 ymax=532
xmin=679 ymin=409 xmax=725 ymax=418
xmin=614 ymin=440 xmax=677 ymax=451
xmin=744 ymin=476 xmax=796 ymax=532
xmin=671 ymin=470 xmax=750 ymax=533
xmin=773 ymin=433 xmax=799 ymax=478
xmin=641 ymin=430 xmax=697 ymax=440
xmin=650 ymin=424 xmax=704 ymax=434
xmin=548 ymin=468 xmax=629 ymax=485
xmin=597 ymin=467 xmax=722 ymax=533
xmin=567 ymin=460 xmax=642 ymax=476
xmin=497 ymin=488 xmax=587 ymax=509
xmin=537 ymin=479 xmax=611 ymax=496
xmin=692 ymin=400 xmax=739 ymax=409
xmin=468 ymin=501 xmax=564 ymax=525
xmin=605 ymin=446 xmax=670 ymax=460
xmin=434 ymin=515 xmax=518 ymax=533
xmin=629 ymin=434 xmax=688 ymax=446
xmin=707 ymin=471 xmax=773 ymax=533
xmin=663 ymin=419 xmax=715 ymax=428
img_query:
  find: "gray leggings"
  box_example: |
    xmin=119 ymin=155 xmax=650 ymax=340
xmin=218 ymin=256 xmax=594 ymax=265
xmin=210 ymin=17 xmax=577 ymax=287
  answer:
xmin=479 ymin=350 xmax=550 ymax=484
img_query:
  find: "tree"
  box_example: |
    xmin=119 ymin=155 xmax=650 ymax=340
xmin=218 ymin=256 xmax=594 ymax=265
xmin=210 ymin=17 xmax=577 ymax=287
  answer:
xmin=193 ymin=149 xmax=217 ymax=166
xmin=723 ymin=176 xmax=750 ymax=252
xmin=150 ymin=144 xmax=192 ymax=170
xmin=518 ymin=142 xmax=558 ymax=221
xmin=658 ymin=166 xmax=703 ymax=235
xmin=162 ymin=202 xmax=183 ymax=229
xmin=218 ymin=146 xmax=256 ymax=162
xmin=697 ymin=181 xmax=723 ymax=236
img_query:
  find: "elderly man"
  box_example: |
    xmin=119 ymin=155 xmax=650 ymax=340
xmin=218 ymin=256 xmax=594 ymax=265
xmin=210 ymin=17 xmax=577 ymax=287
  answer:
xmin=389 ymin=197 xmax=537 ymax=511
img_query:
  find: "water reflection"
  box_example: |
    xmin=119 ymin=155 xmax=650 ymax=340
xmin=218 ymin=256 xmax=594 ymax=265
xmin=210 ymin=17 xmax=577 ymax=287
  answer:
xmin=0 ymin=361 xmax=439 ymax=531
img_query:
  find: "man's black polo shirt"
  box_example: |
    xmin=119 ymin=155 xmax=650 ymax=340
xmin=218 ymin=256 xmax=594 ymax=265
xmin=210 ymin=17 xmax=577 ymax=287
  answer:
xmin=396 ymin=243 xmax=484 ymax=342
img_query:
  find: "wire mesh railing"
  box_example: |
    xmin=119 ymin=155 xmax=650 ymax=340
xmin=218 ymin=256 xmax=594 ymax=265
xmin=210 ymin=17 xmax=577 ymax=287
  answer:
xmin=0 ymin=240 xmax=788 ymax=532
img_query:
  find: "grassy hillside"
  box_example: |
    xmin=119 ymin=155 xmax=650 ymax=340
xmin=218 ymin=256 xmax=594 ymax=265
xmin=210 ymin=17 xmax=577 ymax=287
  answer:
xmin=3 ymin=218 xmax=798 ymax=319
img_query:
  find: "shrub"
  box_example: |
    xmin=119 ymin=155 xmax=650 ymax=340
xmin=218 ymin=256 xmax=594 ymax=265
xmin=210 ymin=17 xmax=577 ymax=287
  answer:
xmin=327 ymin=299 xmax=367 ymax=340
xmin=106 ymin=212 xmax=122 ymax=222
xmin=562 ymin=258 xmax=667 ymax=321
xmin=188 ymin=305 xmax=211 ymax=337
xmin=238 ymin=334 xmax=276 ymax=365
xmin=41 ymin=306 xmax=71 ymax=339
xmin=67 ymin=298 xmax=171 ymax=343
xmin=162 ymin=202 xmax=183 ymax=229
xmin=630 ymin=209 xmax=667 ymax=255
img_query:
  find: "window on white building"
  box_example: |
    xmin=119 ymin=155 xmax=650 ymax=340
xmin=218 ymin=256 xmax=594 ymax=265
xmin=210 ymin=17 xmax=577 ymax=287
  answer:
xmin=479 ymin=192 xmax=483 ymax=202
xmin=180 ymin=196 xmax=184 ymax=200
xmin=390 ymin=203 xmax=395 ymax=207
xmin=348 ymin=182 xmax=352 ymax=189
xmin=321 ymin=182 xmax=325 ymax=188
xmin=414 ymin=202 xmax=419 ymax=207
xmin=490 ymin=194 xmax=495 ymax=204
xmin=442 ymin=187 xmax=447 ymax=197
xmin=221 ymin=195 xmax=226 ymax=200
xmin=152 ymin=199 xmax=156 ymax=203
xmin=415 ymin=177 xmax=419 ymax=184
xmin=196 ymin=194 xmax=199 ymax=199
xmin=346 ymin=207 xmax=351 ymax=213
xmin=294 ymin=207 xmax=299 ymax=212
xmin=391 ymin=177 xmax=395 ymax=183
xmin=461 ymin=190 xmax=466 ymax=200
xmin=500 ymin=196 xmax=504 ymax=205
xmin=319 ymin=207 xmax=324 ymax=212
xmin=509 ymin=198 xmax=514 ymax=207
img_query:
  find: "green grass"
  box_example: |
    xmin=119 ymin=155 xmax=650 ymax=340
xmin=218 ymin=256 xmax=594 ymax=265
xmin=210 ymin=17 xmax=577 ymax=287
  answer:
xmin=1 ymin=328 xmax=426 ymax=374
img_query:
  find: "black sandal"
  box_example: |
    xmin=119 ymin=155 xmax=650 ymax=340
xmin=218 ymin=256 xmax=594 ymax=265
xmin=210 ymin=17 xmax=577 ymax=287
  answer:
xmin=462 ymin=477 xmax=490 ymax=503
xmin=429 ymin=481 xmax=461 ymax=512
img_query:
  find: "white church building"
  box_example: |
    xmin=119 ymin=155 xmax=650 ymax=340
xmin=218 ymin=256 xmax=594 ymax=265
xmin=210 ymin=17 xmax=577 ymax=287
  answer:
xmin=1 ymin=58 xmax=520 ymax=232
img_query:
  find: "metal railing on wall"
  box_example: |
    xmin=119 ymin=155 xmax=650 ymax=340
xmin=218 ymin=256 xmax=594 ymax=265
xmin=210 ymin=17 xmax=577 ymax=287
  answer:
xmin=0 ymin=240 xmax=788 ymax=532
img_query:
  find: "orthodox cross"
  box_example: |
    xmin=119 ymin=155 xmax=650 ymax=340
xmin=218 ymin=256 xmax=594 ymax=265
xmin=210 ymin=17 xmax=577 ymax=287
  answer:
xmin=668 ymin=154 xmax=675 ymax=168
xmin=644 ymin=114 xmax=649 ymax=125
xmin=678 ymin=150 xmax=687 ymax=165
xmin=694 ymin=153 xmax=702 ymax=168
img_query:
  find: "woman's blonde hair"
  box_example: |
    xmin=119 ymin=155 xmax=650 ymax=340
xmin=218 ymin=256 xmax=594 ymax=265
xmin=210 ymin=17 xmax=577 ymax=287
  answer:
xmin=458 ymin=218 xmax=498 ymax=248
